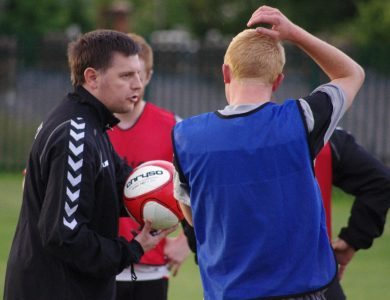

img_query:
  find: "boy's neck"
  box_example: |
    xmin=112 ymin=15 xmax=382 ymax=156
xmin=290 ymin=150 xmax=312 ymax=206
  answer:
xmin=115 ymin=100 xmax=146 ymax=130
xmin=226 ymin=79 xmax=273 ymax=106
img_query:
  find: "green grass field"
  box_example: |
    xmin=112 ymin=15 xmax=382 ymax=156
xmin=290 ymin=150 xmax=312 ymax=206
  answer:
xmin=1 ymin=172 xmax=389 ymax=299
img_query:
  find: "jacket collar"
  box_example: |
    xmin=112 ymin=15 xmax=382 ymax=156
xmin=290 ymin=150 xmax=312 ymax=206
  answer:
xmin=73 ymin=86 xmax=120 ymax=131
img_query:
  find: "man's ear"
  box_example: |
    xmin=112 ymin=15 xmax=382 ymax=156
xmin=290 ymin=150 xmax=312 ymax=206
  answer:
xmin=222 ymin=64 xmax=231 ymax=84
xmin=272 ymin=73 xmax=284 ymax=92
xmin=83 ymin=67 xmax=99 ymax=89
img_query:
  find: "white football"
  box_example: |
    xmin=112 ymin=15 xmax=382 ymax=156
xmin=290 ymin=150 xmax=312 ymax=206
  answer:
xmin=123 ymin=160 xmax=184 ymax=230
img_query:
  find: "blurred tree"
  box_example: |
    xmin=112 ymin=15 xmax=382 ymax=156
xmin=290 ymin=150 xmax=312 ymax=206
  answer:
xmin=66 ymin=0 xmax=94 ymax=32
xmin=350 ymin=0 xmax=390 ymax=73
xmin=182 ymin=0 xmax=359 ymax=36
xmin=0 ymin=0 xmax=93 ymax=36
xmin=185 ymin=0 xmax=252 ymax=36
xmin=128 ymin=0 xmax=192 ymax=36
xmin=0 ymin=0 xmax=388 ymax=72
xmin=0 ymin=0 xmax=93 ymax=64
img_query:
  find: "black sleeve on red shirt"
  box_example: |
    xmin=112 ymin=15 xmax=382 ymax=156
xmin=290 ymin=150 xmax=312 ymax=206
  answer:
xmin=331 ymin=129 xmax=390 ymax=250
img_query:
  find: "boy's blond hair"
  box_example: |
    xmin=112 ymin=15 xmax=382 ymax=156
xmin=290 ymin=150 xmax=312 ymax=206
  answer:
xmin=224 ymin=29 xmax=285 ymax=83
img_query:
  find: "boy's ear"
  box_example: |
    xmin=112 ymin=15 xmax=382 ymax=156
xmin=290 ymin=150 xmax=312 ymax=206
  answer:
xmin=222 ymin=64 xmax=231 ymax=84
xmin=272 ymin=73 xmax=284 ymax=92
xmin=144 ymin=69 xmax=153 ymax=87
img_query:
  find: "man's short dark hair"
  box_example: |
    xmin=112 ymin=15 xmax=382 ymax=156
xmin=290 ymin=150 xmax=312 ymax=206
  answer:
xmin=68 ymin=29 xmax=140 ymax=87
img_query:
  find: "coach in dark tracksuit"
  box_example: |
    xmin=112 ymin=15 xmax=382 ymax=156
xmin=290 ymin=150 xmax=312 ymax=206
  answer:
xmin=4 ymin=30 xmax=173 ymax=300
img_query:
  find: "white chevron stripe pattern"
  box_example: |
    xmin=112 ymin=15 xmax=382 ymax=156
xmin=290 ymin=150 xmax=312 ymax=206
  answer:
xmin=66 ymin=187 xmax=80 ymax=202
xmin=63 ymin=218 xmax=77 ymax=230
xmin=65 ymin=202 xmax=78 ymax=216
xmin=70 ymin=129 xmax=85 ymax=141
xmin=69 ymin=141 xmax=84 ymax=156
xmin=68 ymin=157 xmax=83 ymax=172
xmin=67 ymin=172 xmax=81 ymax=186
xmin=70 ymin=119 xmax=85 ymax=130
xmin=63 ymin=118 xmax=85 ymax=230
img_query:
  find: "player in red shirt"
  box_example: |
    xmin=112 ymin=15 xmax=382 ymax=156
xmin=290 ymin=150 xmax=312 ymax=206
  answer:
xmin=108 ymin=33 xmax=190 ymax=300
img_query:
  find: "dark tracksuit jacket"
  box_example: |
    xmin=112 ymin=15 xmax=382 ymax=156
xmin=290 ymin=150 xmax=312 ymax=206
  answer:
xmin=329 ymin=128 xmax=390 ymax=250
xmin=4 ymin=86 xmax=143 ymax=300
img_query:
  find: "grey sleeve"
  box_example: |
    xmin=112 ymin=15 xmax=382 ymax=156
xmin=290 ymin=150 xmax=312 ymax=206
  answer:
xmin=173 ymin=169 xmax=191 ymax=206
xmin=298 ymin=83 xmax=348 ymax=157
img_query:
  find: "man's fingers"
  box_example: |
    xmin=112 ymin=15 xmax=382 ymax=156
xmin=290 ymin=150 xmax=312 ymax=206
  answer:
xmin=167 ymin=261 xmax=180 ymax=277
xmin=248 ymin=8 xmax=281 ymax=27
xmin=160 ymin=224 xmax=179 ymax=237
xmin=332 ymin=238 xmax=348 ymax=251
xmin=251 ymin=5 xmax=278 ymax=18
xmin=248 ymin=14 xmax=279 ymax=27
xmin=142 ymin=220 xmax=153 ymax=232
xmin=338 ymin=265 xmax=346 ymax=280
xmin=171 ymin=264 xmax=180 ymax=277
xmin=255 ymin=27 xmax=280 ymax=40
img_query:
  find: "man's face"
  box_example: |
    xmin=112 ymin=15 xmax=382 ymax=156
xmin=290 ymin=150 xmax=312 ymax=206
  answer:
xmin=95 ymin=52 xmax=142 ymax=114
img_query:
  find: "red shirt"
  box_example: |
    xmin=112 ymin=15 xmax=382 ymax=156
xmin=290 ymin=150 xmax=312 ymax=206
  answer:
xmin=108 ymin=102 xmax=176 ymax=265
xmin=314 ymin=142 xmax=333 ymax=239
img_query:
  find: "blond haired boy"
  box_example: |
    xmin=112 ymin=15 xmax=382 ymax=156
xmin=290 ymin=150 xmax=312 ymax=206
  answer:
xmin=173 ymin=6 xmax=364 ymax=300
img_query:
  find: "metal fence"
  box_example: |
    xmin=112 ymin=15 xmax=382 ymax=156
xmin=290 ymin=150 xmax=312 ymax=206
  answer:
xmin=0 ymin=36 xmax=389 ymax=170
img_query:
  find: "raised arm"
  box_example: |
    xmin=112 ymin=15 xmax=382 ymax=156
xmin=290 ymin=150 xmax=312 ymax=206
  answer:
xmin=247 ymin=5 xmax=365 ymax=108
